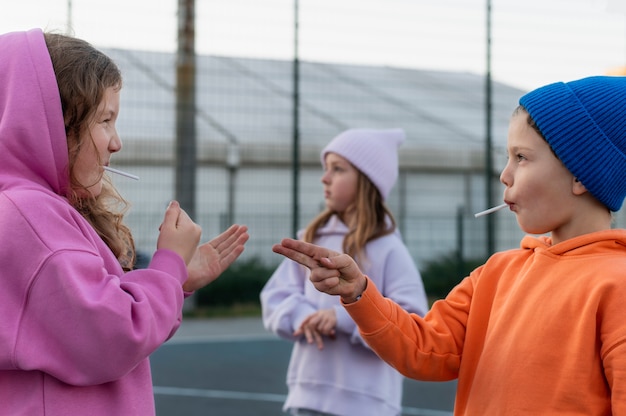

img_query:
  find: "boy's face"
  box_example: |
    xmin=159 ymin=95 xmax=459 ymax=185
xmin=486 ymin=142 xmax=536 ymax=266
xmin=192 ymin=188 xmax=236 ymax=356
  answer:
xmin=500 ymin=112 xmax=578 ymax=239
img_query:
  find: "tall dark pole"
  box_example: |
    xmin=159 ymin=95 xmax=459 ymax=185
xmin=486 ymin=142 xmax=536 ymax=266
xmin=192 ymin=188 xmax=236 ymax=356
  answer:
xmin=291 ymin=0 xmax=301 ymax=238
xmin=485 ymin=0 xmax=495 ymax=255
xmin=226 ymin=143 xmax=239 ymax=227
xmin=176 ymin=0 xmax=197 ymax=219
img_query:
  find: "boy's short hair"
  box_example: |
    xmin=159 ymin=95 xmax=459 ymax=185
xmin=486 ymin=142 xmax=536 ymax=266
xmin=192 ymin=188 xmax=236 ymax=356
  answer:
xmin=519 ymin=76 xmax=626 ymax=212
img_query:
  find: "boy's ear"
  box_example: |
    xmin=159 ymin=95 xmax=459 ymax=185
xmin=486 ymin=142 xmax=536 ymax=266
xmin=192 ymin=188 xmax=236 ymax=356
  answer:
xmin=572 ymin=177 xmax=588 ymax=196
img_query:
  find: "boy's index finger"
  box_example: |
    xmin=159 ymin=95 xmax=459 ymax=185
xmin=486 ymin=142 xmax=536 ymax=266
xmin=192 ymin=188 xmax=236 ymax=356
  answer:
xmin=281 ymin=238 xmax=335 ymax=259
xmin=273 ymin=242 xmax=319 ymax=270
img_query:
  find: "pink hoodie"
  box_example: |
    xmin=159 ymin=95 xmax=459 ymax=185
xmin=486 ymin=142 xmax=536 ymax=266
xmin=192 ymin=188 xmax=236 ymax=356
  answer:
xmin=0 ymin=29 xmax=187 ymax=415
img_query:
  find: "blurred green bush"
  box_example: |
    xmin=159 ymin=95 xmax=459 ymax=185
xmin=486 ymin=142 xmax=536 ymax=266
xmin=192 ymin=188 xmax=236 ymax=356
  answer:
xmin=192 ymin=252 xmax=487 ymax=315
xmin=420 ymin=252 xmax=486 ymax=300
xmin=195 ymin=257 xmax=275 ymax=308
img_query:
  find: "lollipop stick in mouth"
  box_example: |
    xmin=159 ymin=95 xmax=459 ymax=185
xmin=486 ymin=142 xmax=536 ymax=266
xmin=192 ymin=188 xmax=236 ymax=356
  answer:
xmin=474 ymin=203 xmax=508 ymax=218
xmin=103 ymin=166 xmax=139 ymax=180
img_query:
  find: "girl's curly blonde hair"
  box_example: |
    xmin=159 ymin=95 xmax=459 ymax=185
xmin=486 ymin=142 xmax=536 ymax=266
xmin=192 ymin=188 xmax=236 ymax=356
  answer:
xmin=45 ymin=32 xmax=136 ymax=270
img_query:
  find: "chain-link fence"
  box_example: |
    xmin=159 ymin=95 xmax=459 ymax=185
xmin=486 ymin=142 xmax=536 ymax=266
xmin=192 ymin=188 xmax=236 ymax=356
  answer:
xmin=6 ymin=0 xmax=626 ymax=270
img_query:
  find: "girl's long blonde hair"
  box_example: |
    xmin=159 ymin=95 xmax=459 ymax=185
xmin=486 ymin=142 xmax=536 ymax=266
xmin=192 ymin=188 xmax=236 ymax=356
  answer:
xmin=45 ymin=32 xmax=136 ymax=270
xmin=302 ymin=169 xmax=397 ymax=263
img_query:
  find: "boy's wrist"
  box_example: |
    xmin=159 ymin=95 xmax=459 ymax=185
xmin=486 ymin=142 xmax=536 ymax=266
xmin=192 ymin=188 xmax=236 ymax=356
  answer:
xmin=341 ymin=277 xmax=367 ymax=304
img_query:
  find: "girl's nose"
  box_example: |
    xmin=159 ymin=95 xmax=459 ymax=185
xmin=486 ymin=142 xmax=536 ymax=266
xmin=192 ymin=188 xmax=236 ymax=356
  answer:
xmin=110 ymin=131 xmax=122 ymax=153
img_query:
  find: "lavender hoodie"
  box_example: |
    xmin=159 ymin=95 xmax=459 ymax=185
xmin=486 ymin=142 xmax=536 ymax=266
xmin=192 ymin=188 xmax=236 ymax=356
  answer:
xmin=0 ymin=29 xmax=188 ymax=415
xmin=261 ymin=215 xmax=429 ymax=416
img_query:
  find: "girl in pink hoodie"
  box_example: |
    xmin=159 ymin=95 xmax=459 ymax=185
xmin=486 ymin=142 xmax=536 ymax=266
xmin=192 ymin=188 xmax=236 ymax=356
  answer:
xmin=0 ymin=28 xmax=248 ymax=415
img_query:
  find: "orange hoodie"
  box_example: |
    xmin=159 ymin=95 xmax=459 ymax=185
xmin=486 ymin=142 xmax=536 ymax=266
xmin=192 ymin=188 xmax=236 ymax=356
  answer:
xmin=345 ymin=229 xmax=626 ymax=415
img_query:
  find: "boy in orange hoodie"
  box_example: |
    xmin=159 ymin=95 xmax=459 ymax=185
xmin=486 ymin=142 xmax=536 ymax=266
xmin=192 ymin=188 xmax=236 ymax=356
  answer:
xmin=272 ymin=76 xmax=626 ymax=415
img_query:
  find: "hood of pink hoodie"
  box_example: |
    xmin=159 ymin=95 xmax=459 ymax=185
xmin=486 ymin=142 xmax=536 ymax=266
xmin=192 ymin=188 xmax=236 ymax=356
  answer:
xmin=0 ymin=28 xmax=69 ymax=196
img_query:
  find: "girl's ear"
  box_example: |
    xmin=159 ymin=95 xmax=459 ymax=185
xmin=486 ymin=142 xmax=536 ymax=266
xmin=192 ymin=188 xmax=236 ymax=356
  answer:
xmin=572 ymin=177 xmax=588 ymax=196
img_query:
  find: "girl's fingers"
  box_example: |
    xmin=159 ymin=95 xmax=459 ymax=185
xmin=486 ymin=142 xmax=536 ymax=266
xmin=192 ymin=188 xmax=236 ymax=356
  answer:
xmin=160 ymin=200 xmax=180 ymax=229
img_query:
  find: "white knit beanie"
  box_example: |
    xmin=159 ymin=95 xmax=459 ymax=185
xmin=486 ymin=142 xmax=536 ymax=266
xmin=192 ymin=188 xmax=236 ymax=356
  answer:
xmin=321 ymin=128 xmax=405 ymax=200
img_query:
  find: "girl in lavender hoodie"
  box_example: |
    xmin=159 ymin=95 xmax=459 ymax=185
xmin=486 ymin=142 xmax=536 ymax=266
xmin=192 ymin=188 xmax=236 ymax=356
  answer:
xmin=261 ymin=128 xmax=429 ymax=416
xmin=0 ymin=29 xmax=248 ymax=415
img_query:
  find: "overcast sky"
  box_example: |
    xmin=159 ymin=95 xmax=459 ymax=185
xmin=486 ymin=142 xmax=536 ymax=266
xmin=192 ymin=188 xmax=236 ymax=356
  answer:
xmin=2 ymin=0 xmax=625 ymax=91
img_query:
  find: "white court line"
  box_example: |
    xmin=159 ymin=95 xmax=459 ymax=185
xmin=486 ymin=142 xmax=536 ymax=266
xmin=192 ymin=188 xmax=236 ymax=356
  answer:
xmin=153 ymin=385 xmax=285 ymax=402
xmin=153 ymin=386 xmax=453 ymax=416
xmin=165 ymin=333 xmax=276 ymax=344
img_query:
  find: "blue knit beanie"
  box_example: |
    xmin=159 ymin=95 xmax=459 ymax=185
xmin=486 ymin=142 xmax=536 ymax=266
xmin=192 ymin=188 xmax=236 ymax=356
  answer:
xmin=321 ymin=128 xmax=405 ymax=200
xmin=519 ymin=76 xmax=626 ymax=211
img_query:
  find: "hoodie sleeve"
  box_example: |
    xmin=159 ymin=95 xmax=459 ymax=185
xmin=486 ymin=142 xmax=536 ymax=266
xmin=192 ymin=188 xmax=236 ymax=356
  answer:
xmin=343 ymin=274 xmax=469 ymax=381
xmin=336 ymin=235 xmax=430 ymax=345
xmin=260 ymin=258 xmax=317 ymax=340
xmin=10 ymin=247 xmax=187 ymax=386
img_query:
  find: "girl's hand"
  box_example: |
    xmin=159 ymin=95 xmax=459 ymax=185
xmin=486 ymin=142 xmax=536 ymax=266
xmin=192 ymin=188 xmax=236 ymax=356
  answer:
xmin=294 ymin=309 xmax=337 ymax=350
xmin=157 ymin=200 xmax=201 ymax=265
xmin=183 ymin=224 xmax=249 ymax=292
xmin=272 ymin=238 xmax=367 ymax=303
